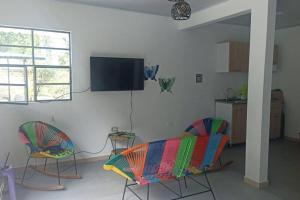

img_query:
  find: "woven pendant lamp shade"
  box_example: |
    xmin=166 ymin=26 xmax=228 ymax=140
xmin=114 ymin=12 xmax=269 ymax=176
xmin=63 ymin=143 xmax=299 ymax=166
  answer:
xmin=170 ymin=0 xmax=191 ymax=20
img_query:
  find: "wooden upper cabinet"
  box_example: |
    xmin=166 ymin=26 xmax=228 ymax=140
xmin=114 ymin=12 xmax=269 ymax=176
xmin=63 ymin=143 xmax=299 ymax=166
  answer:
xmin=216 ymin=41 xmax=278 ymax=73
xmin=229 ymin=41 xmax=249 ymax=72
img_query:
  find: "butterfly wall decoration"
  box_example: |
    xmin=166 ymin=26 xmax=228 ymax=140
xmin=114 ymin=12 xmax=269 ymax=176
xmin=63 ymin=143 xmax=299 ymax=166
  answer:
xmin=158 ymin=77 xmax=176 ymax=93
xmin=144 ymin=65 xmax=159 ymax=81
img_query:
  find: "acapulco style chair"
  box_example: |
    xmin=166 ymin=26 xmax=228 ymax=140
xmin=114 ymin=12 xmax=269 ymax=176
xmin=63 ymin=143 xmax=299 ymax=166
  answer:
xmin=18 ymin=121 xmax=81 ymax=191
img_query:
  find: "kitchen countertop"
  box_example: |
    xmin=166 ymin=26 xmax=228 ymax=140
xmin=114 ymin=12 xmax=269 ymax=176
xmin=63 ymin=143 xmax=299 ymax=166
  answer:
xmin=215 ymin=99 xmax=247 ymax=104
xmin=215 ymin=98 xmax=282 ymax=105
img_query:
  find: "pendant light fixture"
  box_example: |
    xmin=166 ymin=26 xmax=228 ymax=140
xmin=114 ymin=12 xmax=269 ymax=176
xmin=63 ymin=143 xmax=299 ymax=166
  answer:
xmin=168 ymin=0 xmax=191 ymax=20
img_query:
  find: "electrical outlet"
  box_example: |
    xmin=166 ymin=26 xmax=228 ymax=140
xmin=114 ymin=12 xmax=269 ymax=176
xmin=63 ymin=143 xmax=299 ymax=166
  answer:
xmin=51 ymin=116 xmax=55 ymax=122
xmin=166 ymin=122 xmax=174 ymax=127
xmin=196 ymin=74 xmax=203 ymax=83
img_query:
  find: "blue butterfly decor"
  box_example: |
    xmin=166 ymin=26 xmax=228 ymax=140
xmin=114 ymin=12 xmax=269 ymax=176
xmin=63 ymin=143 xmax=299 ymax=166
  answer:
xmin=144 ymin=64 xmax=175 ymax=93
xmin=158 ymin=78 xmax=176 ymax=93
xmin=144 ymin=65 xmax=159 ymax=81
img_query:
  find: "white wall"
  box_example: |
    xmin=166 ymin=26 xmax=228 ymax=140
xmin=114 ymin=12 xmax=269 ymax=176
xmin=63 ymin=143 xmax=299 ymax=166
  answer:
xmin=273 ymin=26 xmax=300 ymax=139
xmin=0 ymin=0 xmax=250 ymax=167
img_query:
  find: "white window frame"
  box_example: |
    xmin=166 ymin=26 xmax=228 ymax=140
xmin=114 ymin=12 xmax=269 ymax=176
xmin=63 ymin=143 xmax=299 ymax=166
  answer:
xmin=0 ymin=25 xmax=72 ymax=104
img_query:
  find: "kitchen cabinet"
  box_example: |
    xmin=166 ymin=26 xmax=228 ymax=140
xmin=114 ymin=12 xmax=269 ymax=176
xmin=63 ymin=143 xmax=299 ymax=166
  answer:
xmin=270 ymin=101 xmax=282 ymax=139
xmin=231 ymin=104 xmax=247 ymax=144
xmin=215 ymin=102 xmax=247 ymax=145
xmin=216 ymin=41 xmax=279 ymax=73
xmin=215 ymin=101 xmax=282 ymax=145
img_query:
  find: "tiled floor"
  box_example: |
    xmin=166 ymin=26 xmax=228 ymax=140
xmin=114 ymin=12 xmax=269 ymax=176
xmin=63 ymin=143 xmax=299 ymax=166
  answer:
xmin=8 ymin=140 xmax=300 ymax=200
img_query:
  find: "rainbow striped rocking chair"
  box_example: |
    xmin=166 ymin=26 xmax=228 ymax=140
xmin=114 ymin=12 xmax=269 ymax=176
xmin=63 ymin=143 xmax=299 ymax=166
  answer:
xmin=18 ymin=121 xmax=81 ymax=191
xmin=104 ymin=118 xmax=229 ymax=200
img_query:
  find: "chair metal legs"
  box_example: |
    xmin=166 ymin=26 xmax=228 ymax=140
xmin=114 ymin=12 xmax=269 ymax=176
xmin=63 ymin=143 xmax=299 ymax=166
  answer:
xmin=123 ymin=173 xmax=216 ymax=200
xmin=177 ymin=179 xmax=183 ymax=198
xmin=122 ymin=179 xmax=128 ymax=200
xmin=204 ymin=171 xmax=216 ymax=200
xmin=44 ymin=158 xmax=48 ymax=171
xmin=123 ymin=172 xmax=216 ymax=200
xmin=21 ymin=155 xmax=31 ymax=184
xmin=73 ymin=153 xmax=78 ymax=176
xmin=146 ymin=184 xmax=150 ymax=200
xmin=183 ymin=177 xmax=188 ymax=189
xmin=218 ymin=157 xmax=223 ymax=168
xmin=18 ymin=154 xmax=80 ymax=191
xmin=122 ymin=179 xmax=150 ymax=200
xmin=56 ymin=159 xmax=61 ymax=185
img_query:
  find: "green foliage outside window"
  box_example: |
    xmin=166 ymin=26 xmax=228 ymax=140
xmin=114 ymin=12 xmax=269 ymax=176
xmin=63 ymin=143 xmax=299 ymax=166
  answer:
xmin=0 ymin=26 xmax=71 ymax=103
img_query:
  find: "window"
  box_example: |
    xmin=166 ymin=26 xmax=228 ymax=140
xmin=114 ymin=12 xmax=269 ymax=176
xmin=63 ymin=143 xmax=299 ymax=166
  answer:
xmin=0 ymin=26 xmax=71 ymax=104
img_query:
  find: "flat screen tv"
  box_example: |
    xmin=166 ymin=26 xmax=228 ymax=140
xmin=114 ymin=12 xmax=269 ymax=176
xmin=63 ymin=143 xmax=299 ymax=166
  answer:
xmin=90 ymin=57 xmax=144 ymax=91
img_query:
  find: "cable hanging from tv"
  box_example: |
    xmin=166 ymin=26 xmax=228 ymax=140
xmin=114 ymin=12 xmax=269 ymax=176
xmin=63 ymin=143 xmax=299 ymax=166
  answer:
xmin=39 ymin=87 xmax=90 ymax=103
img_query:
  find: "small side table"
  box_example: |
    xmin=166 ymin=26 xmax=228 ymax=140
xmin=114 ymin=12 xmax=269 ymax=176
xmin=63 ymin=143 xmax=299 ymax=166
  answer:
xmin=108 ymin=132 xmax=136 ymax=158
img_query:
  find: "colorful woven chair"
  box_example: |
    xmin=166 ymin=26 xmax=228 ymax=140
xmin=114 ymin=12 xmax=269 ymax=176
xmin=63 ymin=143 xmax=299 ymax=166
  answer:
xmin=184 ymin=118 xmax=231 ymax=170
xmin=18 ymin=121 xmax=80 ymax=191
xmin=184 ymin=118 xmax=228 ymax=136
xmin=104 ymin=118 xmax=229 ymax=200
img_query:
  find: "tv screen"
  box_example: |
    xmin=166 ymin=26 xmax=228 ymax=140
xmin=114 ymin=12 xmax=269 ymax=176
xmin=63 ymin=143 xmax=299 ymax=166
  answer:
xmin=90 ymin=57 xmax=144 ymax=91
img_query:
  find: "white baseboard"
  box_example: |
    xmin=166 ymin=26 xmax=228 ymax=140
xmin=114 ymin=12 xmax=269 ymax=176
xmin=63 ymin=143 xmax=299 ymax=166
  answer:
xmin=284 ymin=136 xmax=300 ymax=143
xmin=244 ymin=177 xmax=269 ymax=188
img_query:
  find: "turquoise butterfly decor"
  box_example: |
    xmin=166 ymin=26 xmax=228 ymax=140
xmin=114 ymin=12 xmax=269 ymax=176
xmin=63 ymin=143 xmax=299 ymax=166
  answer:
xmin=144 ymin=65 xmax=159 ymax=81
xmin=158 ymin=77 xmax=175 ymax=93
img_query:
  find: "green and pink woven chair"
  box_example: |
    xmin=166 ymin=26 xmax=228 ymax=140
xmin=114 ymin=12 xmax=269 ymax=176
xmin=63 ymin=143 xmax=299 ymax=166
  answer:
xmin=104 ymin=118 xmax=229 ymax=200
xmin=18 ymin=121 xmax=80 ymax=191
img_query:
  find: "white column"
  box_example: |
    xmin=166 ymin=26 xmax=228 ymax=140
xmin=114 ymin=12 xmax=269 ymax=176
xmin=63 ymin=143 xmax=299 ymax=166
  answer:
xmin=245 ymin=0 xmax=277 ymax=187
xmin=177 ymin=0 xmax=277 ymax=187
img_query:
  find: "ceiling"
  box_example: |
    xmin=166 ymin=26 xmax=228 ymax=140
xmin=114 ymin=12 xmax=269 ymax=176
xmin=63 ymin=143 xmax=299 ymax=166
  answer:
xmin=56 ymin=0 xmax=228 ymax=16
xmin=221 ymin=0 xmax=300 ymax=29
xmin=56 ymin=0 xmax=300 ymax=29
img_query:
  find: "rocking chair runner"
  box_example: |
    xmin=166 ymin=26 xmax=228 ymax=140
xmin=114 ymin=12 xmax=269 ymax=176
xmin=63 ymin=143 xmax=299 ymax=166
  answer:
xmin=18 ymin=121 xmax=81 ymax=191
xmin=104 ymin=118 xmax=230 ymax=200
